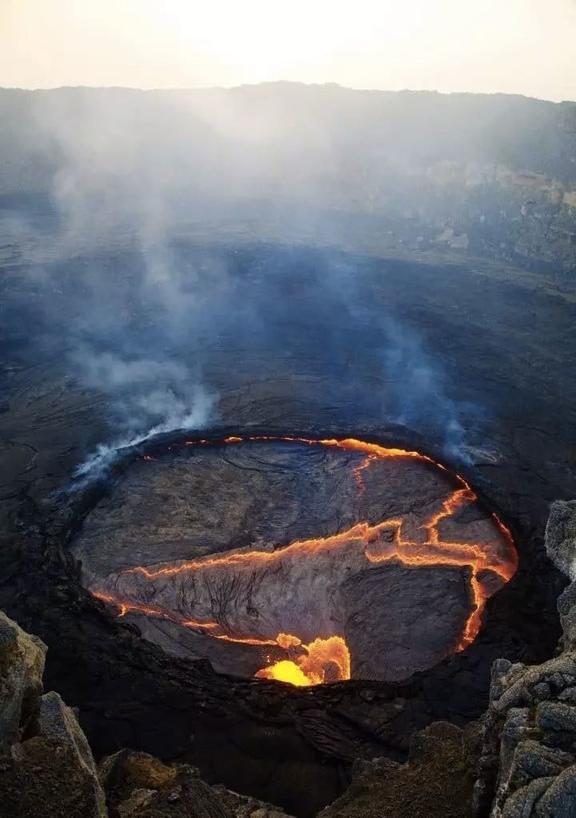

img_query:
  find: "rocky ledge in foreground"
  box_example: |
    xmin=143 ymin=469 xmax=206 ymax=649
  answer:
xmin=475 ymin=500 xmax=576 ymax=817
xmin=0 ymin=610 xmax=293 ymax=818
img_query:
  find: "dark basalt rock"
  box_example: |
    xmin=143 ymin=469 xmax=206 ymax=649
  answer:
xmin=100 ymin=749 xmax=295 ymax=818
xmin=474 ymin=501 xmax=576 ymax=817
xmin=341 ymin=562 xmax=474 ymax=681
xmin=0 ymin=611 xmax=46 ymax=752
xmin=533 ymin=767 xmax=576 ymax=818
xmin=0 ymin=612 xmax=107 ymax=818
xmin=318 ymin=721 xmax=481 ymax=818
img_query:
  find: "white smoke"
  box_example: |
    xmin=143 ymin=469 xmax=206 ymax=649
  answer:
xmin=4 ymin=87 xmax=490 ymax=480
xmin=381 ymin=318 xmax=475 ymax=462
xmin=76 ymin=352 xmax=214 ymax=433
xmin=73 ymin=352 xmax=215 ymax=482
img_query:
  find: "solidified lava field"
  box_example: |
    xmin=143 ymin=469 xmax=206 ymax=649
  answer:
xmin=73 ymin=435 xmax=517 ymax=686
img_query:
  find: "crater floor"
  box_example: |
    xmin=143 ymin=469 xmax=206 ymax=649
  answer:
xmin=73 ymin=436 xmax=517 ymax=684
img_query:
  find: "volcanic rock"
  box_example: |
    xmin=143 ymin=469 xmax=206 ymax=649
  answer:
xmin=475 ymin=500 xmax=576 ymax=816
xmin=508 ymin=740 xmax=573 ymax=786
xmin=108 ymin=765 xmax=233 ymax=818
xmin=536 ymin=701 xmax=576 ymax=735
xmin=36 ymin=690 xmax=103 ymax=779
xmin=533 ymin=766 xmax=576 ymax=817
xmin=99 ymin=749 xmax=296 ymax=818
xmin=0 ymin=731 xmax=107 ymax=818
xmin=318 ymin=721 xmax=481 ymax=818
xmin=112 ymin=766 xmax=294 ymax=818
xmin=499 ymin=778 xmax=554 ymax=818
xmin=547 ymin=501 xmax=576 ymax=650
xmin=545 ymin=500 xmax=576 ymax=582
xmin=100 ymin=749 xmax=179 ymax=799
xmin=0 ymin=611 xmax=107 ymax=818
xmin=0 ymin=610 xmax=46 ymax=751
xmin=341 ymin=561 xmax=474 ymax=680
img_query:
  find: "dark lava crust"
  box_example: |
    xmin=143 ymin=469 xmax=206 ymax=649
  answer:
xmin=70 ymin=430 xmax=516 ymax=683
xmin=0 ymin=426 xmax=564 ymax=817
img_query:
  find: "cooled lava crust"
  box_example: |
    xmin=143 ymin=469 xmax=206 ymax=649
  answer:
xmin=71 ymin=434 xmax=518 ymax=687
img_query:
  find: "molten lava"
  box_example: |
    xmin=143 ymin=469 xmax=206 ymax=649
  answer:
xmin=92 ymin=435 xmax=518 ymax=686
xmin=256 ymin=636 xmax=351 ymax=686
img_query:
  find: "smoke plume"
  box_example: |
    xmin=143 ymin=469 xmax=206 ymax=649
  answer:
xmin=0 ymin=86 xmax=494 ymax=478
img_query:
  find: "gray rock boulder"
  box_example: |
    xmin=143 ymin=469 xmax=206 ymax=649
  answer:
xmin=510 ymin=741 xmax=574 ymax=787
xmin=477 ymin=649 xmax=576 ymax=816
xmin=37 ymin=690 xmax=107 ymax=802
xmin=98 ymin=749 xmax=295 ymax=818
xmin=0 ymin=610 xmax=46 ymax=751
xmin=0 ymin=687 xmax=107 ymax=818
xmin=501 ymin=778 xmax=553 ymax=818
xmin=536 ymin=701 xmax=576 ymax=735
xmin=318 ymin=720 xmax=481 ymax=818
xmin=546 ymin=501 xmax=576 ymax=582
xmin=535 ymin=765 xmax=576 ymax=817
xmin=476 ymin=500 xmax=576 ymax=817
xmin=0 ymin=611 xmax=106 ymax=818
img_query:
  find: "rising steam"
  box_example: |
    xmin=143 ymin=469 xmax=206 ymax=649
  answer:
xmin=73 ymin=353 xmax=215 ymax=481
xmin=1 ymin=87 xmax=493 ymax=477
xmin=381 ymin=319 xmax=477 ymax=462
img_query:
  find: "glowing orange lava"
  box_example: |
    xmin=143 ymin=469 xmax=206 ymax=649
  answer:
xmin=93 ymin=435 xmax=518 ymax=685
xmin=256 ymin=636 xmax=351 ymax=686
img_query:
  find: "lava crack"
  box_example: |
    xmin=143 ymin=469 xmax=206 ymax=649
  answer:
xmin=90 ymin=436 xmax=518 ymax=686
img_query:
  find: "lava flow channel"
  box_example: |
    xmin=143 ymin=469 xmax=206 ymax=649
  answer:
xmin=91 ymin=436 xmax=518 ymax=686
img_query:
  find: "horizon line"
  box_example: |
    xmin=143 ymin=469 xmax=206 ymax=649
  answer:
xmin=0 ymin=81 xmax=574 ymax=106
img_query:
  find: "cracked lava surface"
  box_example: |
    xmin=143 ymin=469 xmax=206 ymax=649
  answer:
xmin=74 ymin=436 xmax=518 ymax=686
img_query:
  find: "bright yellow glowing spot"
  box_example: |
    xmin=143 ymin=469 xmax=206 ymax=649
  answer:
xmin=257 ymin=659 xmax=314 ymax=686
xmin=256 ymin=635 xmax=351 ymax=686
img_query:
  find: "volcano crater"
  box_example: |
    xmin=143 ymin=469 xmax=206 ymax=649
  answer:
xmin=71 ymin=435 xmax=517 ymax=686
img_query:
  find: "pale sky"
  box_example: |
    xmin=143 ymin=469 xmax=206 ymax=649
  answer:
xmin=1 ymin=0 xmax=576 ymax=101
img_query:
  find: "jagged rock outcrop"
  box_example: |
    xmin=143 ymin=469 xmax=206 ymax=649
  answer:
xmin=545 ymin=501 xmax=576 ymax=586
xmin=100 ymin=749 xmax=292 ymax=818
xmin=0 ymin=609 xmax=294 ymax=818
xmin=475 ymin=500 xmax=576 ymax=816
xmin=0 ymin=610 xmax=107 ymax=818
xmin=0 ymin=609 xmax=46 ymax=751
xmin=318 ymin=721 xmax=481 ymax=818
